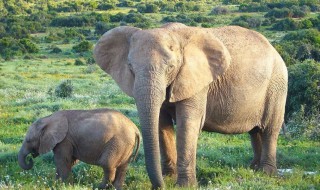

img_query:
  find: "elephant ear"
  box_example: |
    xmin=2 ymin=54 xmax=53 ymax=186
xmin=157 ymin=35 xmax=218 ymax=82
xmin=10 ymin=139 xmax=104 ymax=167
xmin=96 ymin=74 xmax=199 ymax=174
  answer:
xmin=169 ymin=29 xmax=231 ymax=102
xmin=94 ymin=26 xmax=141 ymax=97
xmin=38 ymin=114 xmax=68 ymax=154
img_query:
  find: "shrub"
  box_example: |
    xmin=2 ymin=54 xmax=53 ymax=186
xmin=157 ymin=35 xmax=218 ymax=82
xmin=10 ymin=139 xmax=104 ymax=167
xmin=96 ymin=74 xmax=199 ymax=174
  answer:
xmin=19 ymin=38 xmax=39 ymax=53
xmin=95 ymin=22 xmax=117 ymax=35
xmin=282 ymin=29 xmax=320 ymax=47
xmin=272 ymin=18 xmax=299 ymax=31
xmin=54 ymin=80 xmax=73 ymax=98
xmin=50 ymin=47 xmax=62 ymax=54
xmin=231 ymin=15 xmax=262 ymax=28
xmin=286 ymin=106 xmax=320 ymax=140
xmin=74 ymin=59 xmax=85 ymax=66
xmin=286 ymin=60 xmax=320 ymax=119
xmin=137 ymin=3 xmax=159 ymax=13
xmin=239 ymin=3 xmax=269 ymax=12
xmin=86 ymin=57 xmax=95 ymax=65
xmin=97 ymin=3 xmax=115 ymax=10
xmin=72 ymin=40 xmax=92 ymax=53
xmin=211 ymin=6 xmax=229 ymax=15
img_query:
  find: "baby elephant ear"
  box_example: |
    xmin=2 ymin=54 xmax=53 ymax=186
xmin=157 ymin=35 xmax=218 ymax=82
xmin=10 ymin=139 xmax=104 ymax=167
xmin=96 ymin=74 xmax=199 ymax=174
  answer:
xmin=94 ymin=26 xmax=141 ymax=97
xmin=39 ymin=114 xmax=68 ymax=154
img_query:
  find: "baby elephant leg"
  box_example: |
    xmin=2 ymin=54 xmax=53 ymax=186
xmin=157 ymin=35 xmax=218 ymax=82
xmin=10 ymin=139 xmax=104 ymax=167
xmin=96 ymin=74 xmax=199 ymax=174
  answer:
xmin=113 ymin=162 xmax=129 ymax=190
xmin=99 ymin=167 xmax=116 ymax=189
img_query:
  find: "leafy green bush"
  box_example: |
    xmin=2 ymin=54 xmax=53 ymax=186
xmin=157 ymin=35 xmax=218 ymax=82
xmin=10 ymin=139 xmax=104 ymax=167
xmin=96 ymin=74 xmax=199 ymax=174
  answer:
xmin=211 ymin=6 xmax=230 ymax=15
xmin=286 ymin=106 xmax=320 ymax=140
xmin=72 ymin=40 xmax=92 ymax=53
xmin=286 ymin=60 xmax=320 ymax=119
xmin=275 ymin=29 xmax=320 ymax=62
xmin=272 ymin=18 xmax=299 ymax=31
xmin=97 ymin=3 xmax=115 ymax=10
xmin=54 ymin=80 xmax=73 ymax=98
xmin=50 ymin=47 xmax=62 ymax=54
xmin=239 ymin=3 xmax=269 ymax=12
xmin=19 ymin=38 xmax=39 ymax=53
xmin=95 ymin=22 xmax=117 ymax=35
xmin=137 ymin=3 xmax=159 ymax=13
xmin=74 ymin=59 xmax=85 ymax=66
xmin=282 ymin=29 xmax=320 ymax=46
xmin=231 ymin=15 xmax=262 ymax=28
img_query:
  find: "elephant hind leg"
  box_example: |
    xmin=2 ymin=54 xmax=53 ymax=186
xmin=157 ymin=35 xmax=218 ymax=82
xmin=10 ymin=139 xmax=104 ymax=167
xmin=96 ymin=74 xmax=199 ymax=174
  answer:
xmin=249 ymin=126 xmax=262 ymax=170
xmin=113 ymin=162 xmax=129 ymax=190
xmin=159 ymin=109 xmax=177 ymax=177
xmin=259 ymin=91 xmax=286 ymax=175
xmin=99 ymin=167 xmax=116 ymax=189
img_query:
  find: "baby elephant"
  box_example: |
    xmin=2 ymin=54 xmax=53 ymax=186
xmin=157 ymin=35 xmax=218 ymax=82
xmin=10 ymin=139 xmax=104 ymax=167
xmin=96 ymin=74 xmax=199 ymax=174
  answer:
xmin=18 ymin=108 xmax=141 ymax=189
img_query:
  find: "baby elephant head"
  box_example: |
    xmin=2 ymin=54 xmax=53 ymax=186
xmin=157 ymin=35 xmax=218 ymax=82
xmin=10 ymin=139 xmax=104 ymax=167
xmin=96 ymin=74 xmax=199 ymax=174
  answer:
xmin=18 ymin=113 xmax=68 ymax=170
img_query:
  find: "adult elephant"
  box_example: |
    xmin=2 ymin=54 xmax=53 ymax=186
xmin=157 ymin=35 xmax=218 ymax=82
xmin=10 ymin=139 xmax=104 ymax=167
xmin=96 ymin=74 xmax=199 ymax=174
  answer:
xmin=94 ymin=23 xmax=288 ymax=189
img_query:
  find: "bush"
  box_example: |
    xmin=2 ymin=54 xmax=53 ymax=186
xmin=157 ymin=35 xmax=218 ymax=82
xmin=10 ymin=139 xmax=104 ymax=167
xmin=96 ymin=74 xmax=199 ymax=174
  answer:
xmin=95 ymin=22 xmax=117 ymax=35
xmin=239 ymin=3 xmax=269 ymax=12
xmin=54 ymin=80 xmax=73 ymax=98
xmin=137 ymin=3 xmax=159 ymax=13
xmin=272 ymin=18 xmax=299 ymax=31
xmin=286 ymin=106 xmax=320 ymax=140
xmin=19 ymin=38 xmax=39 ymax=53
xmin=211 ymin=6 xmax=229 ymax=15
xmin=72 ymin=40 xmax=92 ymax=53
xmin=50 ymin=47 xmax=62 ymax=54
xmin=286 ymin=60 xmax=320 ymax=119
xmin=282 ymin=29 xmax=320 ymax=47
xmin=74 ymin=59 xmax=85 ymax=66
xmin=86 ymin=57 xmax=95 ymax=65
xmin=231 ymin=15 xmax=262 ymax=28
xmin=97 ymin=3 xmax=115 ymax=10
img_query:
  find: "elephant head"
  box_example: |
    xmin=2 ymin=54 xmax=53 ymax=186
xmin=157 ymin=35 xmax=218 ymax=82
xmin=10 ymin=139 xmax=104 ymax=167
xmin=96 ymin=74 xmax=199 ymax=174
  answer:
xmin=94 ymin=23 xmax=231 ymax=188
xmin=18 ymin=114 xmax=68 ymax=170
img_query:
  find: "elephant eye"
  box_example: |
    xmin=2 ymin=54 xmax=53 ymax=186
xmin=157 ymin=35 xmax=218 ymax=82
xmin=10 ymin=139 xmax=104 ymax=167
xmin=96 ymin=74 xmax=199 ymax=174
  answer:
xmin=127 ymin=62 xmax=133 ymax=70
xmin=166 ymin=64 xmax=174 ymax=73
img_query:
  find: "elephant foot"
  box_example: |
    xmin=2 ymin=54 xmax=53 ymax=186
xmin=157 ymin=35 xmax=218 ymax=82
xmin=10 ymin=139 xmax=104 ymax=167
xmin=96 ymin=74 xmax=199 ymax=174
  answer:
xmin=249 ymin=159 xmax=260 ymax=171
xmin=162 ymin=167 xmax=177 ymax=178
xmin=176 ymin=174 xmax=197 ymax=188
xmin=98 ymin=182 xmax=113 ymax=189
xmin=260 ymin=164 xmax=278 ymax=176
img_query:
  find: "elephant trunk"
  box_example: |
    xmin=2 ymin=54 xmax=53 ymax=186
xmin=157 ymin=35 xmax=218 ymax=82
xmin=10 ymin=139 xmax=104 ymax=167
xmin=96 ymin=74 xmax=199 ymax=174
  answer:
xmin=134 ymin=80 xmax=166 ymax=189
xmin=18 ymin=144 xmax=33 ymax=170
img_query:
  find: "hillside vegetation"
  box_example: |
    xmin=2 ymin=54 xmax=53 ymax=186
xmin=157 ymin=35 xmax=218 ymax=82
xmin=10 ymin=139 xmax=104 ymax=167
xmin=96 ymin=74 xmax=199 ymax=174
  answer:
xmin=0 ymin=0 xmax=319 ymax=189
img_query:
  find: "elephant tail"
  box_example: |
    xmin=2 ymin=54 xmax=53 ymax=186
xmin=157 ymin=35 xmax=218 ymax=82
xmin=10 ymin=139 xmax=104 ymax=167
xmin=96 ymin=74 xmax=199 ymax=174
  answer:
xmin=131 ymin=131 xmax=141 ymax=162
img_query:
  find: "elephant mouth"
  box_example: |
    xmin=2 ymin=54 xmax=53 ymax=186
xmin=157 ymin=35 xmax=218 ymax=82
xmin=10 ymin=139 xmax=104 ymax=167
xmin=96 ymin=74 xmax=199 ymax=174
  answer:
xmin=31 ymin=151 xmax=39 ymax=158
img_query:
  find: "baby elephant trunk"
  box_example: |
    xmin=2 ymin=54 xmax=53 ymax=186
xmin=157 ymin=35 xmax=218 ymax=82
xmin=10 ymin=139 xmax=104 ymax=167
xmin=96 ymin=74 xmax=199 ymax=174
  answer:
xmin=18 ymin=145 xmax=34 ymax=170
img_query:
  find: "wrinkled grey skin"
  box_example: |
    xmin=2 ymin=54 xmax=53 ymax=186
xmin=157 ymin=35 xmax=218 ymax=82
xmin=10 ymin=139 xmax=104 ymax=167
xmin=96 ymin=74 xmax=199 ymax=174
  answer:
xmin=18 ymin=109 xmax=140 ymax=190
xmin=94 ymin=23 xmax=288 ymax=189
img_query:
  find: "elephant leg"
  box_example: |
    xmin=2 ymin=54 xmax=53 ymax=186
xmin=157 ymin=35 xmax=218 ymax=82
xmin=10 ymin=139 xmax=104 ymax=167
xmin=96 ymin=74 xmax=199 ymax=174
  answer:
xmin=175 ymin=88 xmax=208 ymax=187
xmin=159 ymin=109 xmax=177 ymax=177
xmin=99 ymin=167 xmax=116 ymax=189
xmin=259 ymin=94 xmax=285 ymax=175
xmin=113 ymin=162 xmax=129 ymax=190
xmin=249 ymin=127 xmax=262 ymax=170
xmin=53 ymin=140 xmax=73 ymax=181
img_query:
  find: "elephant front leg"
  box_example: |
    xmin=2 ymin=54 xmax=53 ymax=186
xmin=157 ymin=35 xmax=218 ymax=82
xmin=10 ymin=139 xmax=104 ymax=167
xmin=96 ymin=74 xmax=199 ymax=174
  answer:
xmin=159 ymin=109 xmax=177 ymax=177
xmin=53 ymin=141 xmax=74 ymax=181
xmin=175 ymin=89 xmax=208 ymax=187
